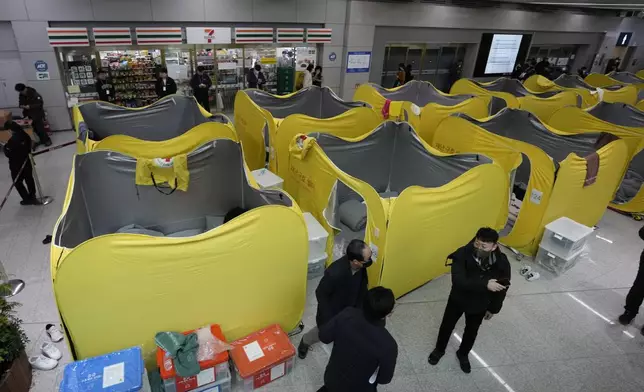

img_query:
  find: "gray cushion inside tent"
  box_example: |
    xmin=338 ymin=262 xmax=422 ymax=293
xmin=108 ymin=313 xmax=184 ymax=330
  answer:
xmin=553 ymin=74 xmax=596 ymax=91
xmin=245 ymin=86 xmax=367 ymax=119
xmin=472 ymin=78 xmax=560 ymax=98
xmin=56 ymin=140 xmax=292 ymax=248
xmin=608 ymin=72 xmax=644 ymax=85
xmin=77 ymin=95 xmax=227 ymax=142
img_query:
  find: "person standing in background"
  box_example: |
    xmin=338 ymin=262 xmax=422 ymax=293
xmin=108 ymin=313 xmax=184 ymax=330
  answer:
xmin=313 ymin=65 xmax=323 ymax=87
xmin=535 ymin=59 xmax=551 ymax=79
xmin=393 ymin=63 xmax=406 ymax=88
xmin=15 ymin=83 xmax=51 ymax=148
xmin=428 ymin=227 xmax=511 ymax=373
xmin=3 ymin=120 xmax=39 ymax=205
xmin=191 ymin=66 xmax=212 ymax=113
xmin=299 ymin=239 xmax=373 ymax=360
xmin=95 ymin=69 xmax=114 ymax=102
xmin=405 ymin=64 xmax=414 ymax=84
xmin=317 ymin=287 xmax=398 ymax=392
xmin=155 ymin=67 xmax=177 ymax=98
xmin=247 ymin=63 xmax=266 ymax=89
xmin=618 ymin=225 xmax=644 ymax=336
xmin=303 ymin=63 xmax=314 ymax=88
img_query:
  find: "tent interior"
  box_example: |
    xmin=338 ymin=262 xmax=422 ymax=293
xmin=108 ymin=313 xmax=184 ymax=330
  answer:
xmin=55 ymin=140 xmax=292 ymax=249
xmin=309 ymin=122 xmax=491 ymax=247
xmin=76 ymin=96 xmax=227 ymax=142
xmin=609 ymin=72 xmax=644 ymax=86
xmin=458 ymin=109 xmax=602 ymax=232
xmin=370 ymin=80 xmax=475 ymax=107
xmin=244 ymin=86 xmax=367 ymax=120
xmin=473 ymin=77 xmax=559 ymax=98
xmin=586 ymin=102 xmax=644 ymax=204
xmin=553 ymin=74 xmax=597 ymax=90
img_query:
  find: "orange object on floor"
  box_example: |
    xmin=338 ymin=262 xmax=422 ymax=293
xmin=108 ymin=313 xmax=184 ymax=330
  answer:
xmin=156 ymin=324 xmax=230 ymax=392
xmin=230 ymin=324 xmax=296 ymax=390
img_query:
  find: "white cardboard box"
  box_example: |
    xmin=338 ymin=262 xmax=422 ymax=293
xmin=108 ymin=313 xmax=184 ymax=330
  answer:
xmin=303 ymin=212 xmax=329 ymax=260
xmin=251 ymin=169 xmax=284 ymax=190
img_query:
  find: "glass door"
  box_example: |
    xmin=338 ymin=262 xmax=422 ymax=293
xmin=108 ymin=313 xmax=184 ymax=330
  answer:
xmin=381 ymin=46 xmax=408 ymax=87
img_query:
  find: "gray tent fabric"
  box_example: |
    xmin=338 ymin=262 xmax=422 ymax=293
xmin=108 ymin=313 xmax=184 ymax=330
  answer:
xmin=245 ymin=86 xmax=367 ymax=119
xmin=473 ymin=78 xmax=560 ymax=98
xmin=588 ymin=102 xmax=644 ymax=128
xmin=457 ymin=109 xmax=600 ymax=188
xmin=77 ymin=95 xmax=226 ymax=142
xmin=553 ymin=75 xmax=596 ymax=91
xmin=587 ymin=102 xmax=644 ymax=204
xmin=56 ymin=140 xmax=292 ymax=248
xmin=310 ymin=122 xmax=491 ymax=205
xmin=371 ymin=80 xmax=474 ymax=107
xmin=608 ymin=72 xmax=644 ymax=85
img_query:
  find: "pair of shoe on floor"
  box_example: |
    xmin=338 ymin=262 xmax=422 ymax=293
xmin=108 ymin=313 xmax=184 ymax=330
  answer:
xmin=618 ymin=311 xmax=644 ymax=336
xmin=428 ymin=349 xmax=471 ymax=373
xmin=519 ymin=265 xmax=540 ymax=281
xmin=29 ymin=324 xmax=64 ymax=371
xmin=20 ymin=198 xmax=42 ymax=206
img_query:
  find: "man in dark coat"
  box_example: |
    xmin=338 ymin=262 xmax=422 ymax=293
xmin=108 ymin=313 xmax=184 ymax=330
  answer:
xmin=428 ymin=227 xmax=511 ymax=373
xmin=618 ymin=225 xmax=644 ymax=336
xmin=190 ymin=66 xmax=212 ymax=112
xmin=3 ymin=121 xmax=39 ymax=205
xmin=317 ymin=286 xmax=398 ymax=392
xmin=155 ymin=67 xmax=177 ymax=98
xmin=15 ymin=83 xmax=51 ymax=147
xmin=298 ymin=239 xmax=372 ymax=359
xmin=247 ymin=63 xmax=266 ymax=89
xmin=95 ymin=69 xmax=114 ymax=102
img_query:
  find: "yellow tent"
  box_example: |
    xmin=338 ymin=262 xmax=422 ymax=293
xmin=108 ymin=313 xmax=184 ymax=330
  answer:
xmin=432 ymin=109 xmax=629 ymax=255
xmin=234 ymin=86 xmax=375 ymax=172
xmin=549 ymin=103 xmax=644 ymax=213
xmin=286 ymin=121 xmax=508 ymax=298
xmin=352 ymin=80 xmax=491 ymax=132
xmin=523 ymin=74 xmax=639 ymax=107
xmin=51 ymin=136 xmax=308 ymax=365
xmin=449 ymin=77 xmax=580 ymax=120
xmin=72 ymin=95 xmax=230 ymax=153
xmin=637 ymin=70 xmax=644 ymax=79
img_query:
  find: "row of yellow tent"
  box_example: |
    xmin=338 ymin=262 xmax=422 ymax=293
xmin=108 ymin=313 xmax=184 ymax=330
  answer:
xmin=56 ymin=72 xmax=644 ymax=364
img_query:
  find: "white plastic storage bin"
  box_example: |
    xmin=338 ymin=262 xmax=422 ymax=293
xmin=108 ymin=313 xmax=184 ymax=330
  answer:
xmin=308 ymin=253 xmax=327 ymax=280
xmin=535 ymin=244 xmax=584 ymax=275
xmin=303 ymin=212 xmax=329 ymax=260
xmin=234 ymin=356 xmax=296 ymax=391
xmin=251 ymin=169 xmax=284 ymax=190
xmin=540 ymin=217 xmax=593 ymax=259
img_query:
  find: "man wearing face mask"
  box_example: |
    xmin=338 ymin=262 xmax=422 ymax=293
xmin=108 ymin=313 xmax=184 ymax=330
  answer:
xmin=247 ymin=63 xmax=266 ymax=89
xmin=428 ymin=227 xmax=511 ymax=373
xmin=298 ymin=239 xmax=373 ymax=360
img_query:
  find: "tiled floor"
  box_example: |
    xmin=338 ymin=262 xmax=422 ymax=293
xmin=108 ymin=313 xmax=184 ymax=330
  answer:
xmin=1 ymin=132 xmax=644 ymax=391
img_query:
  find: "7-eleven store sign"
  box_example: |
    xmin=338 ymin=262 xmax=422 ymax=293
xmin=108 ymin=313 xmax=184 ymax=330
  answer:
xmin=186 ymin=27 xmax=232 ymax=44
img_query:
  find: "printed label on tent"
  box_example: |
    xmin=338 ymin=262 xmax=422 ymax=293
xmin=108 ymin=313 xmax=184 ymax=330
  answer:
xmin=243 ymin=341 xmax=265 ymax=362
xmin=102 ymin=362 xmax=125 ymax=388
xmin=270 ymin=362 xmax=286 ymax=381
xmin=196 ymin=368 xmax=215 ymax=386
xmin=410 ymin=104 xmax=421 ymax=116
xmin=370 ymin=243 xmax=379 ymax=261
xmin=374 ymin=228 xmax=380 ymax=238
xmin=154 ymin=157 xmax=174 ymax=168
xmin=529 ymin=189 xmax=543 ymax=205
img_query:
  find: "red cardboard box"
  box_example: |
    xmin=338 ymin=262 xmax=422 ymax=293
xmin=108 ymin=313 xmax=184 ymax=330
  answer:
xmin=157 ymin=324 xmax=230 ymax=392
xmin=230 ymin=324 xmax=296 ymax=390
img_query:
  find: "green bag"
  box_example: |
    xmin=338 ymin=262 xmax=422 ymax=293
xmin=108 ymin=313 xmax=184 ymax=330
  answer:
xmin=154 ymin=331 xmax=200 ymax=377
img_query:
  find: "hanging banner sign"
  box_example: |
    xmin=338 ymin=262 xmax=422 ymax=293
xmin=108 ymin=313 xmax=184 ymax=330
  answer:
xmin=186 ymin=27 xmax=232 ymax=44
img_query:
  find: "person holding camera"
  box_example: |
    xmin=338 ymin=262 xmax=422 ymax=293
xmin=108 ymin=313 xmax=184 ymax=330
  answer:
xmin=428 ymin=227 xmax=511 ymax=373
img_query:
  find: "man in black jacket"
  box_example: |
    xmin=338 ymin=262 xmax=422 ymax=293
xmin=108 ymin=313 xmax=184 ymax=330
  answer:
xmin=95 ymin=69 xmax=114 ymax=102
xmin=155 ymin=67 xmax=177 ymax=98
xmin=428 ymin=227 xmax=511 ymax=373
xmin=298 ymin=239 xmax=372 ymax=359
xmin=317 ymin=286 xmax=398 ymax=392
xmin=15 ymin=83 xmax=51 ymax=147
xmin=3 ymin=121 xmax=39 ymax=205
xmin=618 ymin=225 xmax=644 ymax=336
xmin=190 ymin=66 xmax=212 ymax=112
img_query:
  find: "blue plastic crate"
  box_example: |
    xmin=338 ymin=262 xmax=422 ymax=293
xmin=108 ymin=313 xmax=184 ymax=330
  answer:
xmin=60 ymin=347 xmax=144 ymax=392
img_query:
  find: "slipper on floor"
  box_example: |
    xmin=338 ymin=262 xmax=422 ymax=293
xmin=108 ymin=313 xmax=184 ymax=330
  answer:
xmin=41 ymin=342 xmax=62 ymax=360
xmin=29 ymin=355 xmax=58 ymax=371
xmin=519 ymin=265 xmax=532 ymax=276
xmin=46 ymin=324 xmax=64 ymax=343
xmin=526 ymin=271 xmax=540 ymax=281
